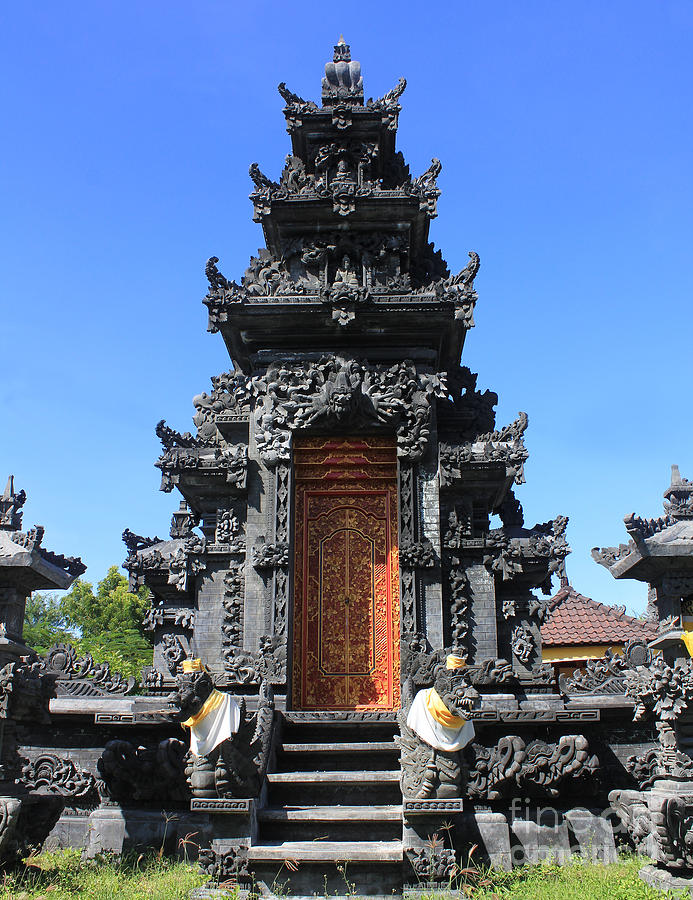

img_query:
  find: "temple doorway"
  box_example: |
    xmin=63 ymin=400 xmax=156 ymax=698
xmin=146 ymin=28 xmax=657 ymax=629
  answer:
xmin=291 ymin=437 xmax=400 ymax=710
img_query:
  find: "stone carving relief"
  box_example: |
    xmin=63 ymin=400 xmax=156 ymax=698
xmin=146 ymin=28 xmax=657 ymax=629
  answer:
xmin=366 ymin=76 xmax=407 ymax=131
xmin=664 ymin=467 xmax=693 ymax=519
xmin=511 ymin=624 xmax=534 ymax=666
xmin=651 ymin=795 xmax=693 ymax=869
xmin=156 ymin=440 xmax=248 ymax=494
xmin=398 ymin=463 xmax=417 ymax=637
xmin=448 ymin=566 xmax=471 ymax=652
xmin=624 ymin=512 xmax=675 ymax=542
xmin=398 ymin=660 xmax=478 ymax=800
xmin=624 ymin=656 xmax=693 ymax=778
xmin=252 ymin=541 xmax=289 ymax=570
xmin=559 ymin=640 xmax=652 ymax=696
xmin=221 ymin=564 xmax=245 ymax=655
xmin=9 ymin=525 xmax=85 ymax=578
xmin=214 ymin=510 xmax=239 ymax=545
xmin=398 ymin=717 xmax=463 ymax=800
xmin=19 ymin=754 xmax=97 ymax=799
xmin=592 ymin=543 xmax=635 ymax=569
xmin=161 ymin=634 xmax=188 ymax=675
xmin=0 ymin=798 xmax=22 ymax=865
xmin=225 ymin=635 xmax=286 ymax=685
xmin=608 ymin=790 xmax=654 ymax=855
xmin=198 ymin=845 xmax=249 ymax=883
xmin=401 ymin=641 xmax=513 ymax=689
xmin=36 ymin=643 xmax=135 ymax=697
xmin=143 ymin=604 xmax=195 ymax=633
xmin=406 ymin=846 xmax=456 ymax=884
xmin=627 ymin=748 xmax=688 ymax=791
xmin=252 ymin=356 xmax=446 ymax=467
xmin=399 ymin=539 xmax=436 ymax=569
xmin=466 ymin=734 xmax=598 ymax=799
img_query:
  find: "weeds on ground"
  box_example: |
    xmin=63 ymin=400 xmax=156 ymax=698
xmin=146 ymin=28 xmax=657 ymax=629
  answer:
xmin=418 ymin=853 xmax=687 ymax=899
xmin=0 ymin=847 xmax=207 ymax=899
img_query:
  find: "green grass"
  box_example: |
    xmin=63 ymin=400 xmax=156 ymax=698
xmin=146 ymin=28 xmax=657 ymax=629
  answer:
xmin=0 ymin=849 xmax=208 ymax=899
xmin=0 ymin=851 xmax=686 ymax=899
xmin=425 ymin=855 xmax=686 ymax=899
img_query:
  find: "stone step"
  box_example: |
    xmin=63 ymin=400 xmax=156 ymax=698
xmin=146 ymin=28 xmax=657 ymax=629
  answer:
xmin=268 ymin=770 xmax=400 ymax=783
xmin=266 ymin=770 xmax=401 ymax=806
xmin=277 ymin=741 xmax=401 ymax=772
xmin=259 ymin=805 xmax=402 ymax=821
xmin=281 ymin=741 xmax=399 ymax=753
xmin=248 ymin=840 xmax=403 ymax=863
xmin=280 ymin=715 xmax=399 ymax=745
xmin=257 ymin=804 xmax=403 ymax=842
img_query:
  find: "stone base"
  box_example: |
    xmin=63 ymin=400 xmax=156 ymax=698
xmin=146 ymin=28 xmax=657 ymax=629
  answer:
xmin=459 ymin=811 xmax=512 ymax=871
xmin=509 ymin=808 xmax=617 ymax=867
xmin=640 ymin=863 xmax=693 ymax=894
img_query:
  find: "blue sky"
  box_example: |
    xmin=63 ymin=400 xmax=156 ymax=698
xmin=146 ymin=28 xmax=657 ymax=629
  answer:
xmin=1 ymin=1 xmax=691 ymax=614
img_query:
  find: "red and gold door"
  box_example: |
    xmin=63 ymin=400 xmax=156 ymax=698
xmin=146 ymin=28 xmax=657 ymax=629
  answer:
xmin=292 ymin=437 xmax=400 ymax=710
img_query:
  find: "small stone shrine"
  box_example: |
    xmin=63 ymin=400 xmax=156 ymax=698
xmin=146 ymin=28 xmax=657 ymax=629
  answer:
xmin=2 ymin=40 xmax=691 ymax=896
xmin=594 ymin=466 xmax=693 ymax=893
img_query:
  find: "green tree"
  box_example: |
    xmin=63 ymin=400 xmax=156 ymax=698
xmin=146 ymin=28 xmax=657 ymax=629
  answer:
xmin=23 ymin=567 xmax=153 ymax=681
xmin=23 ymin=592 xmax=74 ymax=654
xmin=60 ymin=566 xmax=152 ymax=676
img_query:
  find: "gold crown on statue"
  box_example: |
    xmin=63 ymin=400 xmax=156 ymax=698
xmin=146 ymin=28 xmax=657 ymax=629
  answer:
xmin=446 ymin=654 xmax=467 ymax=670
xmin=182 ymin=658 xmax=205 ymax=673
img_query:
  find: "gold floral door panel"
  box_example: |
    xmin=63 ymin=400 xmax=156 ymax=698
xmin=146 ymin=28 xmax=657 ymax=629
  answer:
xmin=292 ymin=437 xmax=400 ymax=710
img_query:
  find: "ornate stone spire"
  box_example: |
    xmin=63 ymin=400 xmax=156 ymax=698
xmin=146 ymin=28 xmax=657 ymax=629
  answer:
xmin=322 ymin=36 xmax=363 ymax=106
xmin=0 ymin=475 xmax=26 ymax=532
xmin=664 ymin=464 xmax=693 ymax=519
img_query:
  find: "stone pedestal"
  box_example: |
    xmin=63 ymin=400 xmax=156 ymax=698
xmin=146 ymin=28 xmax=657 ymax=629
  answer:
xmin=510 ymin=814 xmax=572 ymax=866
xmin=84 ymin=808 xmax=182 ymax=858
xmin=564 ymin=808 xmax=617 ymax=863
xmin=458 ymin=811 xmax=512 ymax=871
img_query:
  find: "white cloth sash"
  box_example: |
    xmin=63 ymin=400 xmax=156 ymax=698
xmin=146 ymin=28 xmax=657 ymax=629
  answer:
xmin=406 ymin=688 xmax=475 ymax=752
xmin=189 ymin=692 xmax=240 ymax=757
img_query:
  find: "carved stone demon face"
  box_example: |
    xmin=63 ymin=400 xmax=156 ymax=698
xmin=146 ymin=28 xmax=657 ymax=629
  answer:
xmin=433 ymin=666 xmax=478 ymax=717
xmin=328 ymin=386 xmax=354 ymax=419
xmin=167 ymin=670 xmax=215 ymax=723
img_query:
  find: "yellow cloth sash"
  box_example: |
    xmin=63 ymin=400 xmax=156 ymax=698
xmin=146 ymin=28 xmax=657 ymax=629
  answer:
xmin=681 ymin=632 xmax=693 ymax=658
xmin=182 ymin=688 xmax=225 ymax=729
xmin=425 ymin=687 xmax=466 ymax=729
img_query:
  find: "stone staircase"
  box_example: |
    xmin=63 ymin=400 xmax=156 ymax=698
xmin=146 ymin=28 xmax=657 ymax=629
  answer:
xmin=247 ymin=713 xmax=404 ymax=895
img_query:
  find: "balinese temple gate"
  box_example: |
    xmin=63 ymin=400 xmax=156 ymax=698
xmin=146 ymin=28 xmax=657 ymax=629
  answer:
xmin=3 ymin=41 xmax=693 ymax=897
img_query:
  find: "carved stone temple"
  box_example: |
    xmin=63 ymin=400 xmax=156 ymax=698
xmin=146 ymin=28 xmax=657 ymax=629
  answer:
xmin=3 ymin=40 xmax=692 ymax=896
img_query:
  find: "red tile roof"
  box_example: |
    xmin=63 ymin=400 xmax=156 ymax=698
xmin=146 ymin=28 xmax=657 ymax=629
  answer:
xmin=541 ymin=584 xmax=658 ymax=647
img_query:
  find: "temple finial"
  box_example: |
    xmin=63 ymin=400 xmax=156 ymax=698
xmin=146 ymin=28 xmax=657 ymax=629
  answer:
xmin=323 ymin=38 xmax=363 ymax=106
xmin=333 ymin=36 xmax=352 ymax=63
xmin=664 ymin=464 xmax=693 ymax=519
xmin=0 ymin=475 xmax=26 ymax=531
